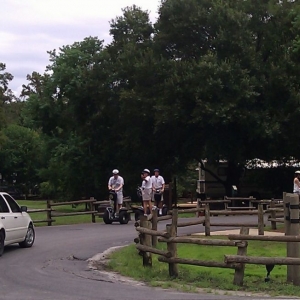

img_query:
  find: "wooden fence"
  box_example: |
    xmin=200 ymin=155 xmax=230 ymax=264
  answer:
xmin=28 ymin=197 xmax=132 ymax=225
xmin=135 ymin=197 xmax=279 ymax=241
xmin=135 ymin=208 xmax=249 ymax=285
xmin=134 ymin=193 xmax=300 ymax=287
xmin=203 ymin=203 xmax=265 ymax=236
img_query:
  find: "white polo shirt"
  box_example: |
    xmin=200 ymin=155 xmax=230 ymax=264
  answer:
xmin=151 ymin=175 xmax=165 ymax=189
xmin=108 ymin=176 xmax=124 ymax=194
xmin=142 ymin=176 xmax=152 ymax=189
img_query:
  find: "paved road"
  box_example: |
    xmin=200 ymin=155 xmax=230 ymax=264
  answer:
xmin=0 ymin=215 xmax=289 ymax=300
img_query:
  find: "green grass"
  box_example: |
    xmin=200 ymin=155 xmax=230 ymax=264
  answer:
xmin=177 ymin=212 xmax=201 ymax=218
xmin=108 ymin=238 xmax=300 ymax=297
xmin=17 ymin=200 xmax=101 ymax=226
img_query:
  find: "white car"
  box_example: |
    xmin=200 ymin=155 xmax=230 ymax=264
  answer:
xmin=0 ymin=192 xmax=35 ymax=256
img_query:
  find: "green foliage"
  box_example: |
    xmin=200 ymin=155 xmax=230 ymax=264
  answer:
xmin=0 ymin=124 xmax=44 ymax=194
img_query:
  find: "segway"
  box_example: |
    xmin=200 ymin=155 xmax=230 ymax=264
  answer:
xmin=103 ymin=190 xmax=130 ymax=224
xmin=153 ymin=188 xmax=168 ymax=216
xmin=131 ymin=187 xmax=147 ymax=221
xmin=131 ymin=187 xmax=168 ymax=221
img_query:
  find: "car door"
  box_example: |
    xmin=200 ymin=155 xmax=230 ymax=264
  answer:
xmin=2 ymin=194 xmax=28 ymax=241
xmin=0 ymin=195 xmax=16 ymax=243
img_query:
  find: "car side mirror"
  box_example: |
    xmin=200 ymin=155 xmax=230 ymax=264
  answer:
xmin=21 ymin=206 xmax=27 ymax=212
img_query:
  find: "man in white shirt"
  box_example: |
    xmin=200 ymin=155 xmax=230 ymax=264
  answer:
xmin=108 ymin=169 xmax=124 ymax=216
xmin=141 ymin=169 xmax=153 ymax=216
xmin=151 ymin=168 xmax=165 ymax=215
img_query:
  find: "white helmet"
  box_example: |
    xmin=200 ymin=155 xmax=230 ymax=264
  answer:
xmin=143 ymin=169 xmax=150 ymax=174
xmin=112 ymin=169 xmax=119 ymax=174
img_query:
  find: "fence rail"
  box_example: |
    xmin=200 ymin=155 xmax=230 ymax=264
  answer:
xmin=27 ymin=197 xmax=132 ymax=225
xmin=134 ymin=193 xmax=300 ymax=287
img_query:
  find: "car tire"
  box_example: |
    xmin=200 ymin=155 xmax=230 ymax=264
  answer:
xmin=103 ymin=210 xmax=112 ymax=224
xmin=119 ymin=211 xmax=130 ymax=224
xmin=0 ymin=231 xmax=4 ymax=256
xmin=19 ymin=224 xmax=35 ymax=248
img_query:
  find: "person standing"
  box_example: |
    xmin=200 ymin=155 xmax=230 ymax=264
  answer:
xmin=294 ymin=171 xmax=300 ymax=194
xmin=141 ymin=169 xmax=153 ymax=216
xmin=108 ymin=169 xmax=124 ymax=217
xmin=151 ymin=168 xmax=165 ymax=215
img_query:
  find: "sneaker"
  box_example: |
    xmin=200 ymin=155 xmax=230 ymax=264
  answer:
xmin=144 ymin=213 xmax=147 ymax=216
xmin=152 ymin=206 xmax=156 ymax=211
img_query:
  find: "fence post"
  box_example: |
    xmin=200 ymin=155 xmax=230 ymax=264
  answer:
xmin=258 ymin=203 xmax=264 ymax=235
xmin=90 ymin=197 xmax=96 ymax=223
xmin=205 ymin=204 xmax=210 ymax=236
xmin=233 ymin=227 xmax=249 ymax=286
xmin=284 ymin=192 xmax=293 ymax=283
xmin=166 ymin=208 xmax=178 ymax=277
xmin=168 ymin=182 xmax=172 ymax=211
xmin=152 ymin=209 xmax=158 ymax=247
xmin=47 ymin=200 xmax=52 ymax=226
xmin=288 ymin=193 xmax=300 ymax=285
xmin=140 ymin=216 xmax=152 ymax=267
xmin=270 ymin=200 xmax=277 ymax=230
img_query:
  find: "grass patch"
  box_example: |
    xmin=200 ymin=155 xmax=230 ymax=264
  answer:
xmin=176 ymin=212 xmax=200 ymax=218
xmin=108 ymin=237 xmax=300 ymax=297
xmin=17 ymin=200 xmax=102 ymax=226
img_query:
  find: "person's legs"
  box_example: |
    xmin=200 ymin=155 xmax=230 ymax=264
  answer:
xmin=143 ymin=200 xmax=148 ymax=216
xmin=116 ymin=194 xmax=123 ymax=214
xmin=148 ymin=199 xmax=152 ymax=214
xmin=156 ymin=193 xmax=163 ymax=214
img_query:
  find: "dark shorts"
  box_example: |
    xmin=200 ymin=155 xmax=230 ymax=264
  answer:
xmin=153 ymin=192 xmax=163 ymax=206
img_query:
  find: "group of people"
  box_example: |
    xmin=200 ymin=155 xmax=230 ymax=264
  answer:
xmin=108 ymin=168 xmax=165 ymax=217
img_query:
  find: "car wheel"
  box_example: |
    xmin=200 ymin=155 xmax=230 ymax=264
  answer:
xmin=0 ymin=231 xmax=4 ymax=256
xmin=19 ymin=225 xmax=35 ymax=248
xmin=119 ymin=211 xmax=130 ymax=224
xmin=103 ymin=210 xmax=112 ymax=224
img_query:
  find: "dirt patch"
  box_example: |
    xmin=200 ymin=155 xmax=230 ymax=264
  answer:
xmin=87 ymin=245 xmax=146 ymax=286
xmin=87 ymin=245 xmax=126 ymax=270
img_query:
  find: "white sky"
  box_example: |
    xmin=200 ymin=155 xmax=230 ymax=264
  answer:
xmin=1 ymin=0 xmax=160 ymax=94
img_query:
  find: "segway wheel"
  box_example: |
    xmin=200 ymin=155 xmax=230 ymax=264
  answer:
xmin=162 ymin=206 xmax=168 ymax=216
xmin=103 ymin=210 xmax=113 ymax=224
xmin=135 ymin=210 xmax=143 ymax=221
xmin=119 ymin=211 xmax=130 ymax=224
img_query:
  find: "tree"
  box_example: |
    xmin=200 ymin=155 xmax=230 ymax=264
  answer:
xmin=0 ymin=124 xmax=44 ymax=195
xmin=150 ymin=0 xmax=300 ymax=194
xmin=19 ymin=1 xmax=300 ymax=200
xmin=0 ymin=63 xmax=14 ymax=104
xmin=0 ymin=63 xmax=17 ymax=147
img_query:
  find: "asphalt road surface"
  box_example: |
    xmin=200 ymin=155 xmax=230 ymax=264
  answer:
xmin=0 ymin=215 xmax=291 ymax=300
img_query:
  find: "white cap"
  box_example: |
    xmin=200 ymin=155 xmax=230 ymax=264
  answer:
xmin=295 ymin=171 xmax=300 ymax=174
xmin=143 ymin=169 xmax=150 ymax=174
xmin=112 ymin=169 xmax=119 ymax=174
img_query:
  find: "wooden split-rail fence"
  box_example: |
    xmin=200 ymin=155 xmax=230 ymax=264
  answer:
xmin=27 ymin=197 xmax=132 ymax=226
xmin=134 ymin=193 xmax=300 ymax=286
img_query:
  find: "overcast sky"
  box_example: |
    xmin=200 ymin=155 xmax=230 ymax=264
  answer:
xmin=1 ymin=0 xmax=160 ymax=95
